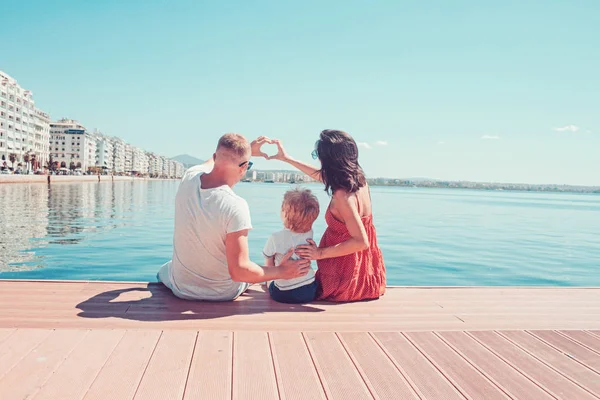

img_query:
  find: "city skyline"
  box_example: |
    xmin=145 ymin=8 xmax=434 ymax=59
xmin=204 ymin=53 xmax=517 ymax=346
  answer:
xmin=240 ymin=166 xmax=599 ymax=191
xmin=1 ymin=70 xmax=184 ymax=178
xmin=1 ymin=1 xmax=599 ymax=185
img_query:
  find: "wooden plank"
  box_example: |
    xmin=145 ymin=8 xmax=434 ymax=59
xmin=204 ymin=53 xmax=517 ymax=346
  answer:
xmin=469 ymin=331 xmax=596 ymax=399
xmin=0 ymin=329 xmax=51 ymax=379
xmin=184 ymin=331 xmax=233 ymax=400
xmin=2 ymin=313 xmax=599 ymax=332
xmin=134 ymin=330 xmax=197 ymax=400
xmin=372 ymin=332 xmax=464 ymax=400
xmin=437 ymin=331 xmax=554 ymax=399
xmin=0 ymin=317 xmax=467 ymax=331
xmin=529 ymin=330 xmax=600 ymax=373
xmin=405 ymin=332 xmax=509 ymax=399
xmin=0 ymin=314 xmax=469 ymax=332
xmin=339 ymin=332 xmax=419 ymax=400
xmin=0 ymin=281 xmax=89 ymax=291
xmin=84 ymin=330 xmax=161 ymax=400
xmin=0 ymin=328 xmax=15 ymax=344
xmin=1 ymin=314 xmax=599 ymax=332
xmin=121 ymin=306 xmax=454 ymax=318
xmin=558 ymin=331 xmax=600 ymax=354
xmin=0 ymin=329 xmax=87 ymax=399
xmin=0 ymin=282 xmax=599 ymax=332
xmin=120 ymin=307 xmax=456 ymax=319
xmin=304 ymin=332 xmax=373 ymax=400
xmin=0 ymin=282 xmax=600 ymax=332
xmin=34 ymin=330 xmax=125 ymax=400
xmin=499 ymin=330 xmax=600 ymax=397
xmin=3 ymin=281 xmax=599 ymax=301
xmin=458 ymin=320 xmax=600 ymax=332
xmin=233 ymin=331 xmax=279 ymax=400
xmin=270 ymin=332 xmax=327 ymax=400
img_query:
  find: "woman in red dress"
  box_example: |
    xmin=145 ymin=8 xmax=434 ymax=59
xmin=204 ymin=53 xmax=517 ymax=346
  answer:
xmin=269 ymin=130 xmax=386 ymax=302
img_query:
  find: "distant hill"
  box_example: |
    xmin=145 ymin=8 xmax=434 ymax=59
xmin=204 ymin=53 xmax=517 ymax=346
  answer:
xmin=171 ymin=154 xmax=204 ymax=168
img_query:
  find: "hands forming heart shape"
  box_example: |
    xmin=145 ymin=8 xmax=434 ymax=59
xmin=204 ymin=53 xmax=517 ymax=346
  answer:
xmin=251 ymin=136 xmax=289 ymax=161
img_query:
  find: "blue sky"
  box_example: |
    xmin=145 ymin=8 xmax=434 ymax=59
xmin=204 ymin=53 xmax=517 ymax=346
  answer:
xmin=2 ymin=0 xmax=598 ymax=185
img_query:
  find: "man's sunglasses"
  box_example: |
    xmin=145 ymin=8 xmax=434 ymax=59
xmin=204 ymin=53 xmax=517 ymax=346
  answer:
xmin=239 ymin=160 xmax=253 ymax=170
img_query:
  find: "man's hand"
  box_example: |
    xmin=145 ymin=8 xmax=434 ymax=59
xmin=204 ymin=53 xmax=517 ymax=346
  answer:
xmin=226 ymin=230 xmax=310 ymax=283
xmin=250 ymin=136 xmax=272 ymax=159
xmin=278 ymin=249 xmax=312 ymax=279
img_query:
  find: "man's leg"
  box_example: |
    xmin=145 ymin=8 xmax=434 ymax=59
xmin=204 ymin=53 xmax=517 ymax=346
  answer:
xmin=157 ymin=261 xmax=173 ymax=289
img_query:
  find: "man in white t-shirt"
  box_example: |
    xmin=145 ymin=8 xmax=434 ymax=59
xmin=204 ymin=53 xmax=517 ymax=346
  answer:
xmin=158 ymin=133 xmax=311 ymax=301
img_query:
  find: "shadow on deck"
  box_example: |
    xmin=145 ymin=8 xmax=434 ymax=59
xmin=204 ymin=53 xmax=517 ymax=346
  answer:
xmin=75 ymin=283 xmax=325 ymax=322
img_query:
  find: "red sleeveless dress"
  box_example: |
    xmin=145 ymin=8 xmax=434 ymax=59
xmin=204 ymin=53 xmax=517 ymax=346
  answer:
xmin=315 ymin=198 xmax=386 ymax=302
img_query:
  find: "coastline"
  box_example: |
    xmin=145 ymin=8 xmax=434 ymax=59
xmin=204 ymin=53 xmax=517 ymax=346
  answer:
xmin=0 ymin=175 xmax=178 ymax=184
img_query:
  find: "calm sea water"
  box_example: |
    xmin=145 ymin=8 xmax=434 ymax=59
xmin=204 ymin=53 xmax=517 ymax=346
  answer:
xmin=0 ymin=181 xmax=599 ymax=286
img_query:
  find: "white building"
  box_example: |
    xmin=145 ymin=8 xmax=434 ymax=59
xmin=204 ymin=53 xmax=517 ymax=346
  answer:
xmin=161 ymin=157 xmax=170 ymax=178
xmin=156 ymin=156 xmax=167 ymax=177
xmin=32 ymin=109 xmax=51 ymax=168
xmin=245 ymin=170 xmax=258 ymax=181
xmin=0 ymin=71 xmax=51 ymax=172
xmin=111 ymin=137 xmax=126 ymax=174
xmin=124 ymin=143 xmax=133 ymax=173
xmin=85 ymin=133 xmax=97 ymax=170
xmin=95 ymin=134 xmax=114 ymax=172
xmin=169 ymin=160 xmax=177 ymax=178
xmin=147 ymin=152 xmax=163 ymax=177
xmin=174 ymin=161 xmax=184 ymax=178
xmin=131 ymin=146 xmax=148 ymax=175
xmin=49 ymin=118 xmax=96 ymax=171
xmin=146 ymin=152 xmax=156 ymax=176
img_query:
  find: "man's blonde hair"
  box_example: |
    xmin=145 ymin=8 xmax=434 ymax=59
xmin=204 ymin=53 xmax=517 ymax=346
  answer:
xmin=217 ymin=133 xmax=251 ymax=159
xmin=282 ymin=188 xmax=320 ymax=233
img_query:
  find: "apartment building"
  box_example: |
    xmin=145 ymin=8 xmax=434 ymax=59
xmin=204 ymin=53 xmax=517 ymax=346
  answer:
xmin=111 ymin=137 xmax=126 ymax=174
xmin=131 ymin=146 xmax=148 ymax=174
xmin=95 ymin=135 xmax=114 ymax=171
xmin=0 ymin=71 xmax=51 ymax=171
xmin=49 ymin=119 xmax=97 ymax=170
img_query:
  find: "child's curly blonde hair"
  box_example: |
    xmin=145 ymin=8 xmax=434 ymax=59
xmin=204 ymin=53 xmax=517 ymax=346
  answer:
xmin=282 ymin=188 xmax=320 ymax=233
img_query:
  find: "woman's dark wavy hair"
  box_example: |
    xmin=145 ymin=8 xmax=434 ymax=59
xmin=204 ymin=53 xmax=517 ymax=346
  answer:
xmin=316 ymin=129 xmax=367 ymax=195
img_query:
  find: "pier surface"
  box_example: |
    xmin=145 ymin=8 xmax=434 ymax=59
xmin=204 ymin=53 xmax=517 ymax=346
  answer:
xmin=0 ymin=280 xmax=599 ymax=399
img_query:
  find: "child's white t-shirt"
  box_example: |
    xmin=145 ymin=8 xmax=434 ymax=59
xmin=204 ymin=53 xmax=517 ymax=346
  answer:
xmin=263 ymin=229 xmax=316 ymax=291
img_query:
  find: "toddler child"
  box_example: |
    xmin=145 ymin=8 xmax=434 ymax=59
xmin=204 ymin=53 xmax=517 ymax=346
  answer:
xmin=263 ymin=188 xmax=320 ymax=304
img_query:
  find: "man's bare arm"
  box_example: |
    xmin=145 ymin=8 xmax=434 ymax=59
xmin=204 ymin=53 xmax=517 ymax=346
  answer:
xmin=225 ymin=230 xmax=310 ymax=283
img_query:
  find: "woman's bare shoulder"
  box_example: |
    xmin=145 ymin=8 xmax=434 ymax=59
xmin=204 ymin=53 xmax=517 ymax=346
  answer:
xmin=333 ymin=186 xmax=371 ymax=216
xmin=332 ymin=189 xmax=354 ymax=201
xmin=331 ymin=190 xmax=359 ymax=211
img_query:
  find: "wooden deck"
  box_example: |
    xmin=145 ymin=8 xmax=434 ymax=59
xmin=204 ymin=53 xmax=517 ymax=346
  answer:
xmin=0 ymin=281 xmax=599 ymax=399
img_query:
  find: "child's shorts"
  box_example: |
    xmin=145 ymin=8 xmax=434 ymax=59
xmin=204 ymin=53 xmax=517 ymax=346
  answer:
xmin=269 ymin=281 xmax=317 ymax=304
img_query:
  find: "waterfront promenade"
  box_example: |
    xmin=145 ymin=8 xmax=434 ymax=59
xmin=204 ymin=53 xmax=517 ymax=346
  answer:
xmin=0 ymin=280 xmax=599 ymax=399
xmin=0 ymin=175 xmax=173 ymax=184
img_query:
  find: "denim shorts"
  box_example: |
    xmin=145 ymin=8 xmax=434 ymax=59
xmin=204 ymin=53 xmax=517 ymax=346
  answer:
xmin=269 ymin=281 xmax=317 ymax=304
